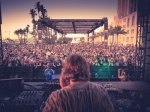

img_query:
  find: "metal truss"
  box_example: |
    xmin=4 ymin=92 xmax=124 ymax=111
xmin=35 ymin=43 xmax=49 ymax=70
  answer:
xmin=37 ymin=18 xmax=108 ymax=46
xmin=0 ymin=1 xmax=3 ymax=66
xmin=38 ymin=18 xmax=107 ymax=34
xmin=135 ymin=0 xmax=150 ymax=82
xmin=0 ymin=25 xmax=2 ymax=66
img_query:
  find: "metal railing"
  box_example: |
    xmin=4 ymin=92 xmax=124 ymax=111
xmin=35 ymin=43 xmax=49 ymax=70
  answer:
xmin=0 ymin=66 xmax=135 ymax=81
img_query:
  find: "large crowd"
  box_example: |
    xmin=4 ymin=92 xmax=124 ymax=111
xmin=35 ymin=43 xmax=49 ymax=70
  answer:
xmin=1 ymin=43 xmax=136 ymax=68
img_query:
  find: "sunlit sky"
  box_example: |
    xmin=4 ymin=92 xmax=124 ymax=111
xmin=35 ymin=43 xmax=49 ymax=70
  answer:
xmin=1 ymin=0 xmax=117 ymax=39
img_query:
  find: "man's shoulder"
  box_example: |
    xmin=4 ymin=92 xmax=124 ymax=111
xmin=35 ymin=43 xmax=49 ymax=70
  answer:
xmin=88 ymin=82 xmax=104 ymax=89
xmin=50 ymin=89 xmax=64 ymax=99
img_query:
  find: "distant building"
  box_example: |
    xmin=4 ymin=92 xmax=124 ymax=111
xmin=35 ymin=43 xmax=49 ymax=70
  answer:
xmin=111 ymin=0 xmax=138 ymax=45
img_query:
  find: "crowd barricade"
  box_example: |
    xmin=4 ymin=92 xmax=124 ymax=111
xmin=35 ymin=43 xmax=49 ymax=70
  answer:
xmin=0 ymin=66 xmax=33 ymax=81
xmin=33 ymin=66 xmax=45 ymax=80
xmin=13 ymin=66 xmax=33 ymax=81
xmin=52 ymin=66 xmax=62 ymax=75
xmin=90 ymin=66 xmax=127 ymax=78
xmin=0 ymin=67 xmax=13 ymax=78
xmin=0 ymin=66 xmax=135 ymax=81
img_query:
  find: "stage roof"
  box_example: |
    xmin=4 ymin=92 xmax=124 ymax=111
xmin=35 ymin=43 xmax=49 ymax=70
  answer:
xmin=38 ymin=18 xmax=106 ymax=34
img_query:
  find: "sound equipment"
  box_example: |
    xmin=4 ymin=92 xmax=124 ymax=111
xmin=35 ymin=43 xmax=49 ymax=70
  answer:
xmin=0 ymin=79 xmax=59 ymax=112
xmin=12 ymin=91 xmax=45 ymax=106
xmin=102 ymin=82 xmax=150 ymax=112
xmin=0 ymin=80 xmax=150 ymax=112
xmin=0 ymin=90 xmax=46 ymax=112
xmin=10 ymin=91 xmax=45 ymax=112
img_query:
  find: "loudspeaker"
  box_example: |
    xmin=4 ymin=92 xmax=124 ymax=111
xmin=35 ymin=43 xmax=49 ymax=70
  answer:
xmin=0 ymin=78 xmax=24 ymax=96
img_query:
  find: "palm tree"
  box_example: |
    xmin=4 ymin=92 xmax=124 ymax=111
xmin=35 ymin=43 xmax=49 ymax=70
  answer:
xmin=113 ymin=26 xmax=127 ymax=44
xmin=34 ymin=1 xmax=41 ymax=17
xmin=18 ymin=29 xmax=23 ymax=44
xmin=42 ymin=25 xmax=50 ymax=38
xmin=23 ymin=28 xmax=28 ymax=44
xmin=34 ymin=2 xmax=48 ymax=19
xmin=29 ymin=9 xmax=38 ymax=41
xmin=89 ymin=35 xmax=95 ymax=46
xmin=17 ymin=29 xmax=26 ymax=44
xmin=14 ymin=29 xmax=25 ymax=44
xmin=33 ymin=2 xmax=49 ymax=48
xmin=108 ymin=26 xmax=115 ymax=44
xmin=51 ymin=35 xmax=57 ymax=44
xmin=97 ymin=31 xmax=104 ymax=43
xmin=30 ymin=30 xmax=37 ymax=38
xmin=40 ymin=4 xmax=47 ymax=19
xmin=14 ymin=30 xmax=21 ymax=43
xmin=29 ymin=9 xmax=37 ymax=24
xmin=30 ymin=30 xmax=38 ymax=44
xmin=26 ymin=25 xmax=30 ymax=38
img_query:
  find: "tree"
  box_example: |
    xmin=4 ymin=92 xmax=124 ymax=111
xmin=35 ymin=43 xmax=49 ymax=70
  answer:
xmin=40 ymin=4 xmax=48 ymax=19
xmin=108 ymin=26 xmax=115 ymax=44
xmin=22 ymin=28 xmax=27 ymax=44
xmin=26 ymin=25 xmax=30 ymax=38
xmin=113 ymin=26 xmax=127 ymax=44
xmin=14 ymin=30 xmax=21 ymax=43
xmin=14 ymin=28 xmax=28 ymax=44
xmin=34 ymin=1 xmax=41 ymax=17
xmin=29 ymin=9 xmax=37 ymax=34
xmin=30 ymin=30 xmax=37 ymax=38
xmin=29 ymin=8 xmax=38 ymax=43
xmin=42 ymin=24 xmax=51 ymax=39
xmin=19 ymin=29 xmax=26 ymax=44
xmin=89 ymin=35 xmax=95 ymax=46
xmin=42 ymin=34 xmax=57 ymax=44
xmin=31 ymin=2 xmax=49 ymax=48
xmin=51 ymin=35 xmax=57 ymax=44
xmin=29 ymin=9 xmax=37 ymax=24
xmin=97 ymin=31 xmax=104 ymax=43
xmin=57 ymin=37 xmax=72 ymax=44
xmin=30 ymin=30 xmax=38 ymax=45
xmin=34 ymin=2 xmax=48 ymax=19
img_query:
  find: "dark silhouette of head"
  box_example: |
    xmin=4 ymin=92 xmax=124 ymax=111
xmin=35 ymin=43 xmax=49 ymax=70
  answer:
xmin=61 ymin=54 xmax=90 ymax=81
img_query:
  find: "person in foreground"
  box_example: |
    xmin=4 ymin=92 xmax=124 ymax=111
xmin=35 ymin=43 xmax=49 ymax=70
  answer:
xmin=42 ymin=54 xmax=114 ymax=112
xmin=118 ymin=69 xmax=130 ymax=81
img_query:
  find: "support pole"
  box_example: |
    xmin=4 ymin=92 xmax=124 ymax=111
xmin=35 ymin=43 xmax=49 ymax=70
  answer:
xmin=103 ymin=18 xmax=108 ymax=49
xmin=92 ymin=31 xmax=94 ymax=46
xmin=87 ymin=33 xmax=89 ymax=43
xmin=62 ymin=33 xmax=63 ymax=45
xmin=38 ymin=21 xmax=42 ymax=49
xmin=0 ymin=0 xmax=3 ymax=66
xmin=0 ymin=25 xmax=3 ymax=66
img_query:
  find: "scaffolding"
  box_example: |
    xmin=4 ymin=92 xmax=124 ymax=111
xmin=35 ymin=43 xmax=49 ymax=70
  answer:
xmin=0 ymin=0 xmax=3 ymax=66
xmin=135 ymin=0 xmax=150 ymax=82
xmin=0 ymin=25 xmax=2 ymax=65
xmin=37 ymin=18 xmax=108 ymax=48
